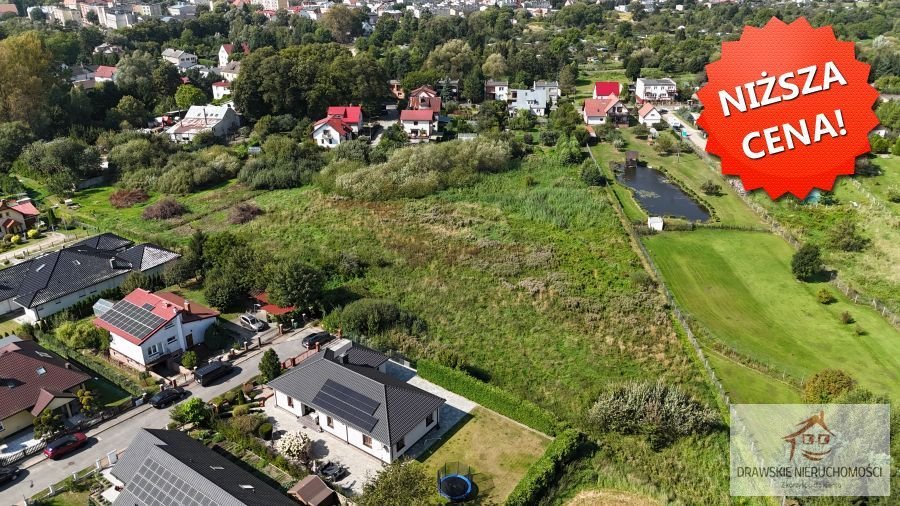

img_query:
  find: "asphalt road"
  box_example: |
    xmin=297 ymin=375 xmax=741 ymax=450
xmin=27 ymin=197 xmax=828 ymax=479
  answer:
xmin=663 ymin=111 xmax=707 ymax=151
xmin=2 ymin=327 xmax=319 ymax=505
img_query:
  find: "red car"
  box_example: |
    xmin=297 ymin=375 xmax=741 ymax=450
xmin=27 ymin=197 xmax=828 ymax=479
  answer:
xmin=43 ymin=433 xmax=87 ymax=460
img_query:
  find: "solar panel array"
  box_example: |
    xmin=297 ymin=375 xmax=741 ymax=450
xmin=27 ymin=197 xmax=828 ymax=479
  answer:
xmin=100 ymin=300 xmax=167 ymax=340
xmin=127 ymin=457 xmax=218 ymax=506
xmin=312 ymin=379 xmax=380 ymax=432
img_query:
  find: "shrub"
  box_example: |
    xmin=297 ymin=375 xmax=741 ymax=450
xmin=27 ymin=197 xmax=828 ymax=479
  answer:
xmin=803 ymin=369 xmax=854 ymax=403
xmin=540 ymin=130 xmax=559 ymax=146
xmin=417 ymin=360 xmax=559 ymax=435
xmin=276 ymin=431 xmax=312 ymax=461
xmin=587 ymin=380 xmax=720 ymax=449
xmin=109 ymin=188 xmax=149 ymax=208
xmin=827 ymin=219 xmax=868 ymax=252
xmin=840 ymin=311 xmax=854 ymax=324
xmin=580 ymin=161 xmax=606 ymax=186
xmin=181 ymin=350 xmax=198 ymax=369
xmin=329 ymin=298 xmax=424 ymax=338
xmin=505 ymin=429 xmax=584 ymax=506
xmin=522 ymin=132 xmax=534 ymax=145
xmin=817 ymin=288 xmax=836 ymax=304
xmin=10 ymin=234 xmax=20 ymax=244
xmin=26 ymin=229 xmax=39 ymax=239
xmin=142 ymin=198 xmax=187 ymax=220
xmin=791 ymin=243 xmax=822 ymax=281
xmin=232 ymin=404 xmax=250 ymax=417
xmin=228 ymin=202 xmax=263 ymax=224
xmin=700 ymin=180 xmax=721 ymax=195
xmin=230 ymin=413 xmax=264 ymax=434
xmin=257 ymin=422 xmax=273 ymax=440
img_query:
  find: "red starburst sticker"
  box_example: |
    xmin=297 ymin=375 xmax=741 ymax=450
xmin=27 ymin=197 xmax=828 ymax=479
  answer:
xmin=696 ymin=17 xmax=879 ymax=199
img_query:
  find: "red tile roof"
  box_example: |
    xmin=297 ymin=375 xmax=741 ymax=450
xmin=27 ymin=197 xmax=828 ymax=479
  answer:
xmin=31 ymin=388 xmax=76 ymax=416
xmin=212 ymin=80 xmax=231 ymax=88
xmin=400 ymin=109 xmax=435 ymax=121
xmin=0 ymin=340 xmax=90 ymax=420
xmin=326 ymin=106 xmax=362 ymax=125
xmin=638 ymin=103 xmax=657 ymax=118
xmin=583 ymin=97 xmax=621 ymax=117
xmin=314 ymin=116 xmax=353 ymax=135
xmin=252 ymin=292 xmax=295 ymax=316
xmin=594 ymin=81 xmax=620 ymax=98
xmin=94 ymin=289 xmax=218 ymax=344
xmin=94 ymin=66 xmax=117 ymax=79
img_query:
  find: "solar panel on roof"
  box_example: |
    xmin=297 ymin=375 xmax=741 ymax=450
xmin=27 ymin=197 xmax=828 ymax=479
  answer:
xmin=320 ymin=380 xmax=380 ymax=415
xmin=100 ymin=300 xmax=167 ymax=340
xmin=142 ymin=303 xmax=155 ymax=311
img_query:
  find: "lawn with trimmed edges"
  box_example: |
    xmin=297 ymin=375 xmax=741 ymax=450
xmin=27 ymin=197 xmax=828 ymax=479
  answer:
xmin=419 ymin=407 xmax=550 ymax=504
xmin=644 ymin=229 xmax=900 ymax=399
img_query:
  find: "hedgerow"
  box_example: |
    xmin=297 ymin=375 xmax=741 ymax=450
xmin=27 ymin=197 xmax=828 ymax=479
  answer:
xmin=504 ymin=429 xmax=585 ymax=506
xmin=416 ymin=360 xmax=560 ymax=436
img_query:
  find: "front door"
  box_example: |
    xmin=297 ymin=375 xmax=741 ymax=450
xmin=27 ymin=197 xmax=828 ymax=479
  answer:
xmin=186 ymin=333 xmax=193 ymax=347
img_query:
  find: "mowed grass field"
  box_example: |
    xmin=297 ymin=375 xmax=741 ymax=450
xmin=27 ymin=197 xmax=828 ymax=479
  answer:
xmin=419 ymin=407 xmax=550 ymax=503
xmin=644 ymin=229 xmax=900 ymax=399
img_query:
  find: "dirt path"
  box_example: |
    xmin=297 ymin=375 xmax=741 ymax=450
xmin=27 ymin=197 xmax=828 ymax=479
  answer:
xmin=566 ymin=489 xmax=660 ymax=506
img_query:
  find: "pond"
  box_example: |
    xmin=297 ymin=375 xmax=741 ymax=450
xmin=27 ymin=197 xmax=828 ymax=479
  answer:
xmin=617 ymin=163 xmax=711 ymax=222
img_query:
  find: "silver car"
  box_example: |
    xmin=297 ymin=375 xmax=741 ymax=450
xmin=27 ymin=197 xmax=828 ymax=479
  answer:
xmin=239 ymin=313 xmax=268 ymax=332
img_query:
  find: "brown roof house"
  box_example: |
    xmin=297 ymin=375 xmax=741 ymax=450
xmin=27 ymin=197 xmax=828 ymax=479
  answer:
xmin=288 ymin=475 xmax=338 ymax=506
xmin=0 ymin=337 xmax=90 ymax=437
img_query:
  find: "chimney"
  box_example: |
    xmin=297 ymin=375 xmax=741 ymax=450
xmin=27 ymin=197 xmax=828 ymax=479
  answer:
xmin=184 ymin=300 xmax=191 ymax=313
xmin=337 ymin=327 xmax=343 ymax=338
xmin=340 ymin=354 xmax=349 ymax=364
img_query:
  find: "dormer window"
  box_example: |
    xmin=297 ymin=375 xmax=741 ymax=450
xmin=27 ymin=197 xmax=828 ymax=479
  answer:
xmin=36 ymin=367 xmax=46 ymax=375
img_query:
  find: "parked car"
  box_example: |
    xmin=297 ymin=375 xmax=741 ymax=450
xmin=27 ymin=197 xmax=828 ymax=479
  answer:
xmin=43 ymin=433 xmax=87 ymax=460
xmin=194 ymin=361 xmax=233 ymax=386
xmin=149 ymin=387 xmax=187 ymax=408
xmin=239 ymin=314 xmax=268 ymax=332
xmin=0 ymin=466 xmax=20 ymax=486
xmin=302 ymin=331 xmax=333 ymax=350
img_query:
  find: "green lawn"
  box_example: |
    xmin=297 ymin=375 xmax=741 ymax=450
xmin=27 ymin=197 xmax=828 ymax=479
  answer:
xmin=419 ymin=407 xmax=550 ymax=503
xmin=86 ymin=377 xmax=131 ymax=407
xmin=703 ymin=347 xmax=801 ymax=404
xmin=644 ymin=229 xmax=900 ymax=399
xmin=34 ymin=490 xmax=91 ymax=506
xmin=593 ymin=130 xmax=763 ymax=228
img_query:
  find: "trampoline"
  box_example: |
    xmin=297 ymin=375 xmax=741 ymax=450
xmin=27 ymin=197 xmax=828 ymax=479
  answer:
xmin=437 ymin=462 xmax=475 ymax=502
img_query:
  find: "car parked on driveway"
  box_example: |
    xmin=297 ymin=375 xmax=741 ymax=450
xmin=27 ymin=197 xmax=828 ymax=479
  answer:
xmin=43 ymin=433 xmax=87 ymax=460
xmin=149 ymin=387 xmax=187 ymax=408
xmin=302 ymin=331 xmax=333 ymax=350
xmin=0 ymin=466 xmax=20 ymax=487
xmin=240 ymin=313 xmax=268 ymax=332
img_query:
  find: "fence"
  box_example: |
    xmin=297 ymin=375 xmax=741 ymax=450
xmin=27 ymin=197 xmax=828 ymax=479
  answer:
xmin=679 ymin=137 xmax=900 ymax=329
xmin=0 ymin=440 xmax=47 ymax=467
xmin=3 ymin=230 xmax=91 ymax=264
xmin=27 ymin=450 xmax=123 ymax=505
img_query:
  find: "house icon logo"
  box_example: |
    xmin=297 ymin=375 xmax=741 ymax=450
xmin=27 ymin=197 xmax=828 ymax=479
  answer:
xmin=783 ymin=410 xmax=835 ymax=462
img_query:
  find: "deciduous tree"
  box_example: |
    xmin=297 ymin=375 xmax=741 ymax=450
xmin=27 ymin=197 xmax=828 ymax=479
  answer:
xmin=358 ymin=460 xmax=433 ymax=506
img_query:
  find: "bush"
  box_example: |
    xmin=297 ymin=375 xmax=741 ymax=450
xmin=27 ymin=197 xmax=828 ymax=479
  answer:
xmin=181 ymin=350 xmax=198 ymax=369
xmin=791 ymin=243 xmax=822 ymax=281
xmin=540 ymin=130 xmax=559 ymax=146
xmin=228 ymin=202 xmax=263 ymax=224
xmin=10 ymin=234 xmax=20 ymax=244
xmin=276 ymin=431 xmax=312 ymax=461
xmin=109 ymin=188 xmax=150 ymax=208
xmin=587 ymin=380 xmax=720 ymax=449
xmin=26 ymin=229 xmax=39 ymax=239
xmin=827 ymin=219 xmax=868 ymax=252
xmin=417 ymin=360 xmax=559 ymax=435
xmin=142 ymin=198 xmax=187 ymax=220
xmin=803 ymin=369 xmax=854 ymax=403
xmin=700 ymin=180 xmax=721 ymax=195
xmin=257 ymin=422 xmax=273 ymax=440
xmin=230 ymin=413 xmax=264 ymax=434
xmin=840 ymin=311 xmax=854 ymax=324
xmin=328 ymin=298 xmax=424 ymax=338
xmin=522 ymin=132 xmax=534 ymax=145
xmin=817 ymin=288 xmax=836 ymax=304
xmin=580 ymin=161 xmax=606 ymax=186
xmin=231 ymin=404 xmax=250 ymax=416
xmin=505 ymin=429 xmax=584 ymax=506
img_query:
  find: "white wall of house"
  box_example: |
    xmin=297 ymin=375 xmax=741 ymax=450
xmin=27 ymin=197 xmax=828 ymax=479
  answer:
xmin=639 ymin=110 xmax=662 ymax=126
xmin=392 ymin=408 xmax=438 ymax=460
xmin=24 ymin=274 xmax=128 ymax=323
xmin=212 ymin=85 xmax=231 ymax=101
xmin=583 ymin=113 xmax=606 ymax=126
xmin=401 ymin=120 xmax=433 ymax=140
xmin=218 ymin=47 xmax=230 ymax=67
xmin=636 ymin=79 xmax=677 ymax=102
xmin=312 ymin=125 xmax=347 ymax=148
xmin=109 ymin=315 xmax=214 ymax=369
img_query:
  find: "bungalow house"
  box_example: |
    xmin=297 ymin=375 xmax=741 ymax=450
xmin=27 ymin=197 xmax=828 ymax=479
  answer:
xmin=325 ymin=106 xmax=363 ymax=133
xmin=509 ymin=87 xmax=548 ymax=116
xmin=311 ymin=116 xmax=353 ymax=149
xmin=635 ymin=77 xmax=677 ymax=104
xmin=0 ymin=338 xmax=91 ymax=437
xmin=109 ymin=429 xmax=297 ymax=506
xmin=407 ymin=85 xmax=441 ymax=111
xmin=94 ymin=65 xmax=117 ymax=83
xmin=166 ymin=105 xmax=239 ymax=143
xmin=583 ymin=96 xmax=629 ymax=126
xmin=484 ymin=80 xmax=509 ymax=101
xmin=268 ymin=346 xmax=445 ymax=463
xmin=638 ymin=103 xmax=662 ymax=126
xmin=212 ymin=80 xmax=231 ymax=100
xmin=533 ymin=80 xmax=560 ymax=104
xmin=95 ymin=289 xmax=219 ymax=371
xmin=0 ymin=233 xmax=180 ymax=323
xmin=218 ymin=43 xmax=249 ymax=67
xmin=161 ymin=48 xmax=198 ymax=70
xmin=400 ymin=108 xmax=438 ymax=142
xmin=593 ymin=81 xmax=621 ymax=99
xmin=0 ymin=198 xmax=39 ymax=234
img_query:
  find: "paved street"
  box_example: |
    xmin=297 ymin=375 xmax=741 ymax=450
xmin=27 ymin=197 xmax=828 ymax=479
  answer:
xmin=2 ymin=326 xmax=320 ymax=505
xmin=663 ymin=111 xmax=707 ymax=151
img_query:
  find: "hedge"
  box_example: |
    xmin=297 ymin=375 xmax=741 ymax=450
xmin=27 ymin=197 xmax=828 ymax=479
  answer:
xmin=416 ymin=360 xmax=560 ymax=436
xmin=505 ymin=429 xmax=585 ymax=506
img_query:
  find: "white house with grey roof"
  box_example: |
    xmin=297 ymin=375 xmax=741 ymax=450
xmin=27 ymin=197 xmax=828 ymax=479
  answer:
xmin=110 ymin=429 xmax=296 ymax=506
xmin=0 ymin=233 xmax=179 ymax=323
xmin=635 ymin=77 xmax=678 ymax=104
xmin=268 ymin=346 xmax=445 ymax=463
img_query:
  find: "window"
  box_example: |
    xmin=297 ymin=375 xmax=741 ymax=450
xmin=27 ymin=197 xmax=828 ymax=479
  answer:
xmin=147 ymin=344 xmax=161 ymax=356
xmin=287 ymin=396 xmax=294 ymax=408
xmin=362 ymin=435 xmax=372 ymax=448
xmin=395 ymin=437 xmax=405 ymax=452
xmin=36 ymin=367 xmax=46 ymax=376
xmin=326 ymin=416 xmax=334 ymax=428
xmin=167 ymin=336 xmax=177 ymax=344
xmin=426 ymin=413 xmax=434 ymax=426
